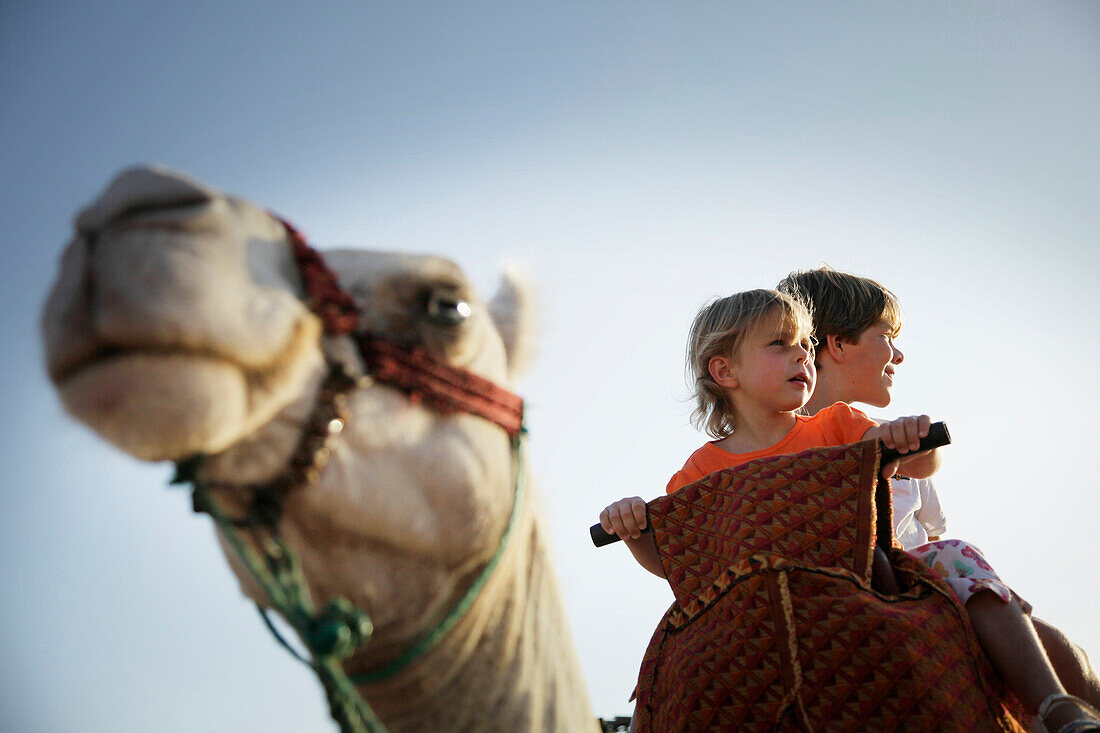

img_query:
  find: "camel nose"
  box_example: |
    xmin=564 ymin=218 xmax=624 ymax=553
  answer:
xmin=76 ymin=165 xmax=216 ymax=235
xmin=70 ymin=166 xmax=242 ymax=339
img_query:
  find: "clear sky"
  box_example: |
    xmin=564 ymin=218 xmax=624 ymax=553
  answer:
xmin=2 ymin=2 xmax=1098 ymax=730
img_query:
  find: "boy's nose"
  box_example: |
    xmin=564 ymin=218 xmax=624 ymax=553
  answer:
xmin=892 ymin=345 xmax=904 ymax=364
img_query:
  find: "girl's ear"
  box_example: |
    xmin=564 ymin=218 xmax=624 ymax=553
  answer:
xmin=708 ymin=355 xmax=739 ymax=389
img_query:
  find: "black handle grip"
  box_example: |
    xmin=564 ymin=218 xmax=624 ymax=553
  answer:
xmin=589 ymin=421 xmax=951 ymax=548
xmin=590 ymin=522 xmax=623 ymax=548
xmin=880 ymin=421 xmax=950 ymax=466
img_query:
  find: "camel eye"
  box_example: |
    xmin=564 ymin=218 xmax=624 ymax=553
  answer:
xmin=426 ymin=290 xmax=473 ymax=326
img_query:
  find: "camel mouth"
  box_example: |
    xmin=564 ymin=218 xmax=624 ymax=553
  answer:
xmin=51 ymin=312 xmax=323 ymax=461
xmin=51 ymin=342 xmax=239 ymax=387
xmin=50 ymin=311 xmax=321 ymax=391
xmin=52 ymin=344 xmax=128 ymax=385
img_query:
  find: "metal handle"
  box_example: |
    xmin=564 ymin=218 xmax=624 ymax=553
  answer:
xmin=589 ymin=421 xmax=950 ymax=547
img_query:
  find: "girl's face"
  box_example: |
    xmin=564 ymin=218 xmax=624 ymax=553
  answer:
xmin=838 ymin=319 xmax=904 ymax=408
xmin=729 ymin=313 xmax=816 ymax=414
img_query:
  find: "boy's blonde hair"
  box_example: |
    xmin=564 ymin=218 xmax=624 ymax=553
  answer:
xmin=688 ymin=288 xmax=814 ymax=439
xmin=776 ymin=266 xmax=902 ymax=345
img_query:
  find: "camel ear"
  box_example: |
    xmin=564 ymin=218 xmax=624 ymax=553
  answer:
xmin=488 ymin=262 xmax=538 ymax=383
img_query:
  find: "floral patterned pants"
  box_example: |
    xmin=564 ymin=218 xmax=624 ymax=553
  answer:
xmin=905 ymin=539 xmax=1031 ymax=613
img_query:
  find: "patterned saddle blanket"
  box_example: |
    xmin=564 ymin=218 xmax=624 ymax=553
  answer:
xmin=633 ymin=440 xmax=1028 ymax=732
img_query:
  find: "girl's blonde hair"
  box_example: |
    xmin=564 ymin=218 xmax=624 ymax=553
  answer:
xmin=687 ymin=288 xmax=814 ymax=439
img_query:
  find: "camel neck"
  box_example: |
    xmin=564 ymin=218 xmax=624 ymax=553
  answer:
xmin=347 ymin=515 xmax=596 ymax=732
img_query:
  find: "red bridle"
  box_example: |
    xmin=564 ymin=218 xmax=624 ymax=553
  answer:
xmin=281 ymin=219 xmax=525 ymax=438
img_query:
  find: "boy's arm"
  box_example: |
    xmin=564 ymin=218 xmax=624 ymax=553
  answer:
xmin=916 ymin=478 xmax=948 ymax=540
xmin=599 ymin=497 xmax=666 ymax=578
xmin=863 ymin=415 xmax=942 ymax=479
xmin=896 ymin=447 xmax=942 ymax=479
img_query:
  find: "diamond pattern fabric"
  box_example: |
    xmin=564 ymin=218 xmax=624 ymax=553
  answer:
xmin=633 ymin=441 xmax=1027 ymax=732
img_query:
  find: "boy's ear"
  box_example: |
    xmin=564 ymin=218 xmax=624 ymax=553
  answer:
xmin=824 ymin=334 xmax=848 ymax=362
xmin=708 ymin=355 xmax=739 ymax=389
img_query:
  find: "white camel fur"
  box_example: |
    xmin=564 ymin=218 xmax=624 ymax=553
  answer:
xmin=41 ymin=166 xmax=597 ymax=732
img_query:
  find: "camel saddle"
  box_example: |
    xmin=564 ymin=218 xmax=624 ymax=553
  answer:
xmin=632 ymin=440 xmax=1029 ymax=732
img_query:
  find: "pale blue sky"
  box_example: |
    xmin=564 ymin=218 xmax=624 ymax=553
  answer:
xmin=2 ymin=2 xmax=1098 ymax=730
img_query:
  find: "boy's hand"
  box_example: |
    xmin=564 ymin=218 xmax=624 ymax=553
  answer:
xmin=865 ymin=415 xmax=932 ymax=478
xmin=600 ymin=497 xmax=648 ymax=540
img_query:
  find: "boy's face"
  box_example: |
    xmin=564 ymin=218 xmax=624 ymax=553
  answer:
xmin=835 ymin=319 xmax=903 ymax=408
xmin=727 ymin=314 xmax=816 ymax=413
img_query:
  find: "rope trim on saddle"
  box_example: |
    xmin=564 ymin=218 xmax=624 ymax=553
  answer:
xmin=173 ymin=219 xmax=529 ymax=733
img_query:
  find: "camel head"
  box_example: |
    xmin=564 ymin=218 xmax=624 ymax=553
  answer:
xmin=41 ymin=165 xmax=545 ymax=668
xmin=43 ymin=166 xmax=535 ymax=462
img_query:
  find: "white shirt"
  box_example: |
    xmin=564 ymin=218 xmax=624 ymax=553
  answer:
xmin=891 ymin=476 xmax=947 ymax=550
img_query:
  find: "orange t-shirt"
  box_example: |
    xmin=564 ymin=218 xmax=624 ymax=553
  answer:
xmin=666 ymin=402 xmax=877 ymax=494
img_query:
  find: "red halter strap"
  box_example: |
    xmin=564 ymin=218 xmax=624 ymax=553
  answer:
xmin=356 ymin=335 xmax=524 ymax=437
xmin=283 ymin=219 xmax=359 ymax=336
xmin=281 ymin=218 xmax=525 ymax=438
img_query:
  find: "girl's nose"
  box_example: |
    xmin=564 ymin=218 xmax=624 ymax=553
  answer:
xmin=892 ymin=345 xmax=904 ymax=364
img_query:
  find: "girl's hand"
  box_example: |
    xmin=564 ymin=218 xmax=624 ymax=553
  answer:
xmin=599 ymin=497 xmax=648 ymax=540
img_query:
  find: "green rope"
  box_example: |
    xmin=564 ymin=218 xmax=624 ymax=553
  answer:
xmin=174 ymin=427 xmax=528 ymax=733
xmin=188 ymin=477 xmax=387 ymax=733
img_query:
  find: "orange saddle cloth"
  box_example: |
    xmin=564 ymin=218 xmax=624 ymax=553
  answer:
xmin=633 ymin=440 xmax=1028 ymax=732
